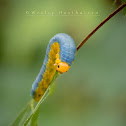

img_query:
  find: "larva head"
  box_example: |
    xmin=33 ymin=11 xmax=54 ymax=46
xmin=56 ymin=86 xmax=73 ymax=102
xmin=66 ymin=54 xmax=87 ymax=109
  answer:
xmin=56 ymin=62 xmax=70 ymax=73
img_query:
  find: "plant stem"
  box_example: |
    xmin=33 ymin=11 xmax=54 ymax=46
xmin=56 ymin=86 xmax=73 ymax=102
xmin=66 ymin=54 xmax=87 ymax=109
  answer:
xmin=77 ymin=2 xmax=126 ymax=51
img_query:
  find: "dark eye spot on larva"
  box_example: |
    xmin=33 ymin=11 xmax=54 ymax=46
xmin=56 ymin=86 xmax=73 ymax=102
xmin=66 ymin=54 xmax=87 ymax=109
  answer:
xmin=38 ymin=94 xmax=41 ymax=97
xmin=58 ymin=65 xmax=60 ymax=68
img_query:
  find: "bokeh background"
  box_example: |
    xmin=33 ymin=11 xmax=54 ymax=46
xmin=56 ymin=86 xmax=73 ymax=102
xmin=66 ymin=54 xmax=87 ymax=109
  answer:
xmin=0 ymin=0 xmax=126 ymax=126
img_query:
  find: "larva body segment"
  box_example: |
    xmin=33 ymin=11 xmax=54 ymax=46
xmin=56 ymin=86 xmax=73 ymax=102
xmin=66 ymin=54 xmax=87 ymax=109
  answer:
xmin=31 ymin=33 xmax=76 ymax=102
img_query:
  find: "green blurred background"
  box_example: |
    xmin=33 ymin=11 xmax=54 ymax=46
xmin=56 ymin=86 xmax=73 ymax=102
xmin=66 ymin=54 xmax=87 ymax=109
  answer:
xmin=0 ymin=0 xmax=126 ymax=126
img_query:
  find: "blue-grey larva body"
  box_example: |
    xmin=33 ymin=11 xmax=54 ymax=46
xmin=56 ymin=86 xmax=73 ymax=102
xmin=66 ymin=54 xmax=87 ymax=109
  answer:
xmin=31 ymin=33 xmax=76 ymax=97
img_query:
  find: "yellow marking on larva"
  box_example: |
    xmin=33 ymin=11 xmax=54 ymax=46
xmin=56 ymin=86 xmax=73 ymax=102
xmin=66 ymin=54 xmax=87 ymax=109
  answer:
xmin=55 ymin=53 xmax=61 ymax=64
xmin=34 ymin=42 xmax=60 ymax=102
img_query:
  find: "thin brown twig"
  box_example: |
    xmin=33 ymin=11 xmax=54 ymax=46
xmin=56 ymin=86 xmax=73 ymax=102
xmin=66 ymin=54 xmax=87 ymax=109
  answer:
xmin=77 ymin=2 xmax=126 ymax=51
